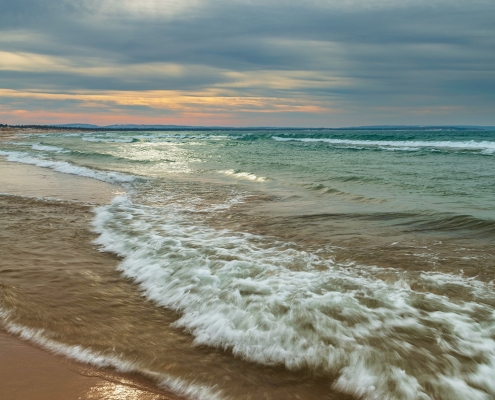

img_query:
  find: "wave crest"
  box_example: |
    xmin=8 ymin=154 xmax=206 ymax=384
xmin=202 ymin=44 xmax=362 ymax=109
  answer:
xmin=92 ymin=196 xmax=495 ymax=400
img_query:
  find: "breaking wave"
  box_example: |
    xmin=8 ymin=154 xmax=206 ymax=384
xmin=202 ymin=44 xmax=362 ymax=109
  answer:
xmin=272 ymin=136 xmax=495 ymax=153
xmin=0 ymin=150 xmax=135 ymax=185
xmin=218 ymin=169 xmax=269 ymax=182
xmin=92 ymin=196 xmax=495 ymax=400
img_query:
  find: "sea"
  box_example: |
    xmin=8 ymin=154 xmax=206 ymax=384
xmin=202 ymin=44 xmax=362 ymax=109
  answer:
xmin=1 ymin=128 xmax=495 ymax=399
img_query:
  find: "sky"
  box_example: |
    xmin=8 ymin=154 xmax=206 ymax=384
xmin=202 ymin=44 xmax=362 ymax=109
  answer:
xmin=1 ymin=0 xmax=494 ymax=127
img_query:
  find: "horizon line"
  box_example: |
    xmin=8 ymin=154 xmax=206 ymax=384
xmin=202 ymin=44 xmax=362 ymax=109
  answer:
xmin=2 ymin=123 xmax=495 ymax=131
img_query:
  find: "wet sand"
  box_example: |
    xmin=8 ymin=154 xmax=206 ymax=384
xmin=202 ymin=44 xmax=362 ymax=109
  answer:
xmin=0 ymin=160 xmax=183 ymax=400
xmin=0 ymin=135 xmax=354 ymax=400
xmin=0 ymin=331 xmax=177 ymax=400
xmin=0 ymin=158 xmax=122 ymax=203
xmin=3 ymin=128 xmax=494 ymax=399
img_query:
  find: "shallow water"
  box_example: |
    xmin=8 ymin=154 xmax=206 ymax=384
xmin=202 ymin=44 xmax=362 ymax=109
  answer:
xmin=1 ymin=128 xmax=495 ymax=399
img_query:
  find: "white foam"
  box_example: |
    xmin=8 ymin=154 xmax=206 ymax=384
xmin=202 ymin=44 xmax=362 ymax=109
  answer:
xmin=138 ymin=185 xmax=247 ymax=213
xmin=81 ymin=134 xmax=238 ymax=143
xmin=481 ymin=148 xmax=495 ymax=155
xmin=31 ymin=143 xmax=68 ymax=152
xmin=0 ymin=150 xmax=135 ymax=185
xmin=5 ymin=141 xmax=32 ymax=146
xmin=218 ymin=169 xmax=268 ymax=182
xmin=378 ymin=146 xmax=421 ymax=151
xmin=420 ymin=271 xmax=494 ymax=299
xmin=272 ymin=136 xmax=495 ymax=153
xmin=92 ymin=196 xmax=495 ymax=400
xmin=0 ymin=313 xmax=224 ymax=400
xmin=82 ymin=137 xmax=136 ymax=143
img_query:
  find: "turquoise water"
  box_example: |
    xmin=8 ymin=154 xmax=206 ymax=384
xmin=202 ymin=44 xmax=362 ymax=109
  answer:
xmin=5 ymin=129 xmax=495 ymax=237
xmin=1 ymin=129 xmax=495 ymax=400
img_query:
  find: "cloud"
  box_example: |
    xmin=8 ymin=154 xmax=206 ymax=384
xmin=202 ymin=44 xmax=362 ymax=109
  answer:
xmin=0 ymin=88 xmax=338 ymax=115
xmin=0 ymin=0 xmax=494 ymax=125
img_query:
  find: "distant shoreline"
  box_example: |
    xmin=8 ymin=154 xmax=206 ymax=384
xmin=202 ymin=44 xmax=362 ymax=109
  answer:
xmin=2 ymin=124 xmax=494 ymax=132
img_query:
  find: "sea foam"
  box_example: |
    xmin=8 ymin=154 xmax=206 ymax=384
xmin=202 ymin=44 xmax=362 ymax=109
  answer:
xmin=31 ymin=143 xmax=68 ymax=153
xmin=218 ymin=169 xmax=268 ymax=182
xmin=82 ymin=137 xmax=137 ymax=143
xmin=272 ymin=137 xmax=495 ymax=153
xmin=0 ymin=150 xmax=135 ymax=185
xmin=92 ymin=196 xmax=495 ymax=400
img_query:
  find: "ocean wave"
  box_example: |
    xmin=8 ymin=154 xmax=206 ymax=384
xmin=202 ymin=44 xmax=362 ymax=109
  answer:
xmin=273 ymin=136 xmax=495 ymax=153
xmin=218 ymin=169 xmax=268 ymax=182
xmin=31 ymin=143 xmax=69 ymax=153
xmin=304 ymin=183 xmax=387 ymax=204
xmin=0 ymin=312 xmax=224 ymax=400
xmin=378 ymin=146 xmax=421 ymax=151
xmin=0 ymin=150 xmax=135 ymax=185
xmin=4 ymin=141 xmax=32 ymax=146
xmin=65 ymin=149 xmax=158 ymax=164
xmin=294 ymin=210 xmax=495 ymax=237
xmin=407 ymin=213 xmax=495 ymax=237
xmin=80 ymin=133 xmax=230 ymax=143
xmin=92 ymin=196 xmax=495 ymax=400
xmin=419 ymin=271 xmax=494 ymax=300
xmin=136 ymin=134 xmax=234 ymax=143
xmin=82 ymin=137 xmax=138 ymax=143
xmin=3 ymin=141 xmax=67 ymax=153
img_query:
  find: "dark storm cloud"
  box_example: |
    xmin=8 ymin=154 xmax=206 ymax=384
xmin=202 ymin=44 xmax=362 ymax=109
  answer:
xmin=1 ymin=0 xmax=494 ymax=125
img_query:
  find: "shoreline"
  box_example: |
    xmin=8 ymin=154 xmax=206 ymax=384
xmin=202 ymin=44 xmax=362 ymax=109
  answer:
xmin=0 ymin=331 xmax=179 ymax=400
xmin=2 ymin=127 xmax=494 ymax=399
xmin=0 ymin=158 xmax=122 ymax=204
xmin=0 ymin=159 xmax=184 ymax=400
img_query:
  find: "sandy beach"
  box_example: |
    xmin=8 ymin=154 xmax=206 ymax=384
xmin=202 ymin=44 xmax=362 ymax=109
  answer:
xmin=1 ymin=127 xmax=494 ymax=400
xmin=0 ymin=158 xmax=183 ymax=400
xmin=0 ymin=331 xmax=178 ymax=400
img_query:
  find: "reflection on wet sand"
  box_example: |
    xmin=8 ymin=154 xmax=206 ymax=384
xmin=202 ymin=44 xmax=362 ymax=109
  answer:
xmin=0 ymin=332 xmax=176 ymax=400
